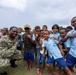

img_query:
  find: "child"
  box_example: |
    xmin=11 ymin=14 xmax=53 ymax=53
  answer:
xmin=49 ymin=24 xmax=60 ymax=70
xmin=22 ymin=24 xmax=35 ymax=72
xmin=39 ymin=30 xmax=72 ymax=75
xmin=63 ymin=16 xmax=76 ymax=72
xmin=60 ymin=28 xmax=71 ymax=57
xmin=66 ymin=26 xmax=73 ymax=32
xmin=39 ymin=30 xmax=47 ymax=75
xmin=42 ymin=25 xmax=48 ymax=31
xmin=34 ymin=26 xmax=41 ymax=72
xmin=49 ymin=24 xmax=60 ymax=40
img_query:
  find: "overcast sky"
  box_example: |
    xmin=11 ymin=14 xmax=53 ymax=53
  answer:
xmin=0 ymin=0 xmax=76 ymax=30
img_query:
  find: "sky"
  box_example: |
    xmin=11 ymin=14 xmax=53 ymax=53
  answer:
xmin=0 ymin=0 xmax=76 ymax=30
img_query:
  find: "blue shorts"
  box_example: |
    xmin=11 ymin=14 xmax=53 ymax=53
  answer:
xmin=40 ymin=54 xmax=46 ymax=63
xmin=46 ymin=56 xmax=67 ymax=68
xmin=24 ymin=51 xmax=34 ymax=61
xmin=66 ymin=53 xmax=76 ymax=67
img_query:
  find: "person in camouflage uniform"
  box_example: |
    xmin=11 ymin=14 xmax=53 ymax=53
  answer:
xmin=0 ymin=26 xmax=23 ymax=75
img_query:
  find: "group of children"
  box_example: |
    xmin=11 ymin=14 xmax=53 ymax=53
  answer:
xmin=21 ymin=17 xmax=76 ymax=75
xmin=23 ymin=17 xmax=76 ymax=75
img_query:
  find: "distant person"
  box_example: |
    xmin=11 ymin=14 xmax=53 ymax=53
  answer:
xmin=42 ymin=25 xmax=48 ymax=31
xmin=17 ymin=27 xmax=23 ymax=50
xmin=0 ymin=29 xmax=2 ymax=38
xmin=1 ymin=28 xmax=8 ymax=38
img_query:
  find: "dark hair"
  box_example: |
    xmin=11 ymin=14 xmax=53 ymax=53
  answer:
xmin=52 ymin=24 xmax=59 ymax=30
xmin=3 ymin=28 xmax=8 ymax=32
xmin=61 ymin=28 xmax=67 ymax=32
xmin=43 ymin=30 xmax=49 ymax=33
xmin=71 ymin=16 xmax=76 ymax=22
xmin=43 ymin=25 xmax=47 ymax=29
xmin=35 ymin=26 xmax=40 ymax=30
xmin=9 ymin=26 xmax=18 ymax=31
xmin=66 ymin=26 xmax=73 ymax=30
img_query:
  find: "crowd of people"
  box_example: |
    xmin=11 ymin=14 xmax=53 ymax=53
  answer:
xmin=0 ymin=16 xmax=76 ymax=75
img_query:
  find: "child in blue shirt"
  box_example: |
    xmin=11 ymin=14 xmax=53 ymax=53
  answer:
xmin=39 ymin=30 xmax=72 ymax=75
xmin=60 ymin=28 xmax=71 ymax=57
xmin=63 ymin=17 xmax=76 ymax=72
xmin=49 ymin=24 xmax=60 ymax=40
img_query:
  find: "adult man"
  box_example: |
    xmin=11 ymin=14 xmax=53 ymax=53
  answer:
xmin=0 ymin=26 xmax=23 ymax=75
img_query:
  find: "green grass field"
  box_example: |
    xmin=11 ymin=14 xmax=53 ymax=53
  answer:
xmin=7 ymin=60 xmax=76 ymax=75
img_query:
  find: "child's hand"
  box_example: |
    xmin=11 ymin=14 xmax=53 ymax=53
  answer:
xmin=27 ymin=34 xmax=31 ymax=39
xmin=52 ymin=36 xmax=57 ymax=40
xmin=39 ymin=37 xmax=43 ymax=45
xmin=68 ymin=34 xmax=75 ymax=38
xmin=14 ymin=42 xmax=18 ymax=46
xmin=35 ymin=34 xmax=38 ymax=38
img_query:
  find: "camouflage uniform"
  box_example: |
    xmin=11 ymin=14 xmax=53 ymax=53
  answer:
xmin=0 ymin=36 xmax=23 ymax=73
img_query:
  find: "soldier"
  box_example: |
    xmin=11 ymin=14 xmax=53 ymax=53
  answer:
xmin=0 ymin=26 xmax=23 ymax=75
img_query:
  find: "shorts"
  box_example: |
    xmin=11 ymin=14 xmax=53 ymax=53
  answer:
xmin=24 ymin=51 xmax=34 ymax=61
xmin=40 ymin=53 xmax=46 ymax=63
xmin=66 ymin=53 xmax=76 ymax=67
xmin=46 ymin=56 xmax=67 ymax=68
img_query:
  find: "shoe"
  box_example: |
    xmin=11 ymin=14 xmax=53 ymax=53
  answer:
xmin=11 ymin=64 xmax=17 ymax=68
xmin=10 ymin=59 xmax=17 ymax=68
xmin=1 ymin=72 xmax=8 ymax=75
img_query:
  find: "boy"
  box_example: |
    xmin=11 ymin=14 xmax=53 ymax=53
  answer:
xmin=39 ymin=30 xmax=72 ymax=75
xmin=63 ymin=17 xmax=76 ymax=72
xmin=22 ymin=24 xmax=35 ymax=72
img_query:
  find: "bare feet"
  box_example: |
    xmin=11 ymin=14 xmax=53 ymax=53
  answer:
xmin=39 ymin=73 xmax=42 ymax=75
xmin=29 ymin=67 xmax=33 ymax=72
xmin=25 ymin=66 xmax=29 ymax=70
xmin=36 ymin=68 xmax=39 ymax=74
xmin=53 ymin=72 xmax=60 ymax=75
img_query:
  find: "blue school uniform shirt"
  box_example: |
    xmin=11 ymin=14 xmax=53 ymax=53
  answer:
xmin=49 ymin=32 xmax=60 ymax=40
xmin=64 ymin=38 xmax=71 ymax=48
xmin=66 ymin=30 xmax=76 ymax=58
xmin=42 ymin=38 xmax=63 ymax=59
xmin=59 ymin=36 xmax=71 ymax=49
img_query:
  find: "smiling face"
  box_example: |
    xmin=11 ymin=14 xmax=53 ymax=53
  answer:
xmin=71 ymin=17 xmax=76 ymax=30
xmin=9 ymin=28 xmax=18 ymax=38
xmin=43 ymin=30 xmax=49 ymax=40
xmin=53 ymin=26 xmax=59 ymax=34
xmin=60 ymin=29 xmax=67 ymax=38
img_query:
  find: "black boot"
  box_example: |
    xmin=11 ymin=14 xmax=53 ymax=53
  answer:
xmin=0 ymin=72 xmax=8 ymax=75
xmin=10 ymin=59 xmax=17 ymax=68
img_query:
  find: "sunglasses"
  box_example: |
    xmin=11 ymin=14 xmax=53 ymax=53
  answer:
xmin=24 ymin=28 xmax=30 ymax=30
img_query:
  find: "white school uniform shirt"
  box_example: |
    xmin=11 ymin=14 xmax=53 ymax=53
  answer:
xmin=66 ymin=30 xmax=76 ymax=58
xmin=42 ymin=38 xmax=63 ymax=59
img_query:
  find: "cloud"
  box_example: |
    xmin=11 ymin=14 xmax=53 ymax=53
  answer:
xmin=0 ymin=0 xmax=27 ymax=12
xmin=0 ymin=0 xmax=76 ymax=30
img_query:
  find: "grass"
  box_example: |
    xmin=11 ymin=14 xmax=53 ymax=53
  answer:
xmin=7 ymin=60 xmax=76 ymax=75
